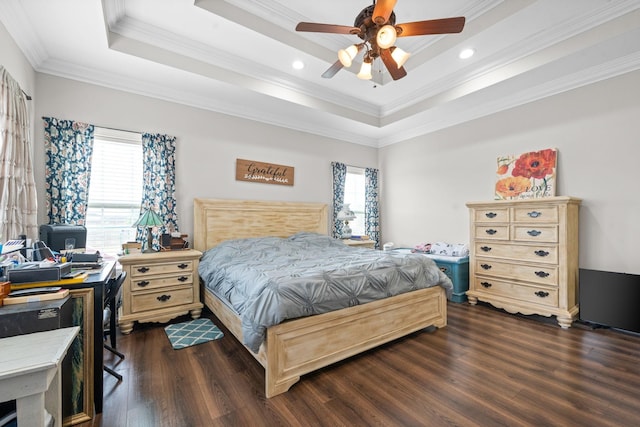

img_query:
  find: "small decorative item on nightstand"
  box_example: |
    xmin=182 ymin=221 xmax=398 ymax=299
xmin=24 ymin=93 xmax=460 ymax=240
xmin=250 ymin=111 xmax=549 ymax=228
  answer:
xmin=337 ymin=203 xmax=356 ymax=239
xmin=133 ymin=209 xmax=164 ymax=253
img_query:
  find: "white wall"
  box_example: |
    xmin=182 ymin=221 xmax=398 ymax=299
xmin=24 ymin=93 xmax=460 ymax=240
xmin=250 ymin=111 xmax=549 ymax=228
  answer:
xmin=0 ymin=21 xmax=35 ymax=98
xmin=380 ymin=70 xmax=640 ymax=275
xmin=33 ymin=74 xmax=378 ymax=243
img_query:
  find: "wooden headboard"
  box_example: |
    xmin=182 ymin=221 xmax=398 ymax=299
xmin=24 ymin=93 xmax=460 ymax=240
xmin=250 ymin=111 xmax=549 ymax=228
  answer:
xmin=193 ymin=198 xmax=329 ymax=252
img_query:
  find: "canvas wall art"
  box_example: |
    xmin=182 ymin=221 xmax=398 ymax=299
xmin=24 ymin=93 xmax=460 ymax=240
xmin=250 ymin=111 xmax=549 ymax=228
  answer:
xmin=495 ymin=148 xmax=557 ymax=200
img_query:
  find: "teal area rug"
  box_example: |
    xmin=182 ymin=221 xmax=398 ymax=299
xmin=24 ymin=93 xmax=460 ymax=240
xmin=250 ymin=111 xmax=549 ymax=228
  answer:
xmin=164 ymin=318 xmax=224 ymax=349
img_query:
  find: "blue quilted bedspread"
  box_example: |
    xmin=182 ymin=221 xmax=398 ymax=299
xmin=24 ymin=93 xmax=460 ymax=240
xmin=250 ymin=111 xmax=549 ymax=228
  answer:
xmin=198 ymin=232 xmax=453 ymax=352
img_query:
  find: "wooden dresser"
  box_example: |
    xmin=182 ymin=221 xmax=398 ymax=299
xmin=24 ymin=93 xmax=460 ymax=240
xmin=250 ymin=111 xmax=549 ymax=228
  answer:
xmin=118 ymin=249 xmax=203 ymax=334
xmin=466 ymin=196 xmax=581 ymax=328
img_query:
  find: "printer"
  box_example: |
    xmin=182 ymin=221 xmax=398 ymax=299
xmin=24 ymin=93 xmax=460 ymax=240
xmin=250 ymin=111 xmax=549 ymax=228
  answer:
xmin=39 ymin=224 xmax=87 ymax=252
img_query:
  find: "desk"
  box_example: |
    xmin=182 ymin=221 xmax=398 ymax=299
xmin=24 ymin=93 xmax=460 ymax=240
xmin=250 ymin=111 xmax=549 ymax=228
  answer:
xmin=0 ymin=327 xmax=79 ymax=427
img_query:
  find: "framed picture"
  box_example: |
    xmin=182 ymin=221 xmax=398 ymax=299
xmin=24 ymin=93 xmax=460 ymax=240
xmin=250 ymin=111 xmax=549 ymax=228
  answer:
xmin=495 ymin=148 xmax=557 ymax=199
xmin=64 ymin=288 xmax=94 ymax=426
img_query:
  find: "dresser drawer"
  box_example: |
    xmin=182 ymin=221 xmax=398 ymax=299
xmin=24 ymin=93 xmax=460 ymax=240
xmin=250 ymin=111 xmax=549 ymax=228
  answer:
xmin=513 ymin=206 xmax=558 ymax=223
xmin=474 ymin=242 xmax=558 ymax=264
xmin=130 ymin=273 xmax=193 ymax=292
xmin=475 ymin=260 xmax=558 ymax=286
xmin=474 ymin=225 xmax=509 ymax=240
xmin=472 ymin=277 xmax=558 ymax=307
xmin=131 ymin=287 xmax=194 ymax=313
xmin=130 ymin=260 xmax=194 ymax=278
xmin=512 ymin=225 xmax=558 ymax=243
xmin=474 ymin=208 xmax=509 ymax=223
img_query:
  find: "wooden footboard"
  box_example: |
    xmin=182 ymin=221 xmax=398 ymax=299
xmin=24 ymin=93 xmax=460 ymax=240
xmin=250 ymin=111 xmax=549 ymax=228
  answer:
xmin=204 ymin=285 xmax=447 ymax=397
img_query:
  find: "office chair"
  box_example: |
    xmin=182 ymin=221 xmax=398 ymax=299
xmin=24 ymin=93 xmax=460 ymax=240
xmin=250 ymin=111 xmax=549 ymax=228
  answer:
xmin=103 ymin=271 xmax=126 ymax=381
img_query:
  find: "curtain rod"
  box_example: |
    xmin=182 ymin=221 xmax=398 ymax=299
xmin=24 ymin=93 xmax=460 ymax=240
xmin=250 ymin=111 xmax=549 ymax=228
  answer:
xmin=22 ymin=89 xmax=32 ymax=101
xmin=40 ymin=118 xmax=144 ymax=135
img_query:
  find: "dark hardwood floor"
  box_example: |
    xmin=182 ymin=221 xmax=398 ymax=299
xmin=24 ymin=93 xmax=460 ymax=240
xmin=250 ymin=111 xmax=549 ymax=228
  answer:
xmin=88 ymin=302 xmax=640 ymax=426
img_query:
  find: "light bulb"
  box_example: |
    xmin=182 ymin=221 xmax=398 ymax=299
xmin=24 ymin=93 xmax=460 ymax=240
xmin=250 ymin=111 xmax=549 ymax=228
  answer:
xmin=338 ymin=44 xmax=359 ymax=67
xmin=357 ymin=60 xmax=372 ymax=80
xmin=390 ymin=47 xmax=410 ymax=68
xmin=376 ymin=25 xmax=397 ymax=49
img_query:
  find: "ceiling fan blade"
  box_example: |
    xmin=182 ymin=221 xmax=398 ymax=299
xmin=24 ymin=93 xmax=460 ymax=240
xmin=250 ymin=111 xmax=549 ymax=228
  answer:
xmin=372 ymin=0 xmax=398 ymax=25
xmin=396 ymin=17 xmax=466 ymax=37
xmin=379 ymin=48 xmax=407 ymax=81
xmin=322 ymin=60 xmax=344 ymax=79
xmin=296 ymin=22 xmax=360 ymax=35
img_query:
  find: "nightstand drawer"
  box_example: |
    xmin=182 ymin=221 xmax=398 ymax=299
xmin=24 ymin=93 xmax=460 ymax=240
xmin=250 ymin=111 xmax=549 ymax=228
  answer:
xmin=131 ymin=287 xmax=194 ymax=313
xmin=130 ymin=273 xmax=193 ymax=292
xmin=130 ymin=260 xmax=194 ymax=278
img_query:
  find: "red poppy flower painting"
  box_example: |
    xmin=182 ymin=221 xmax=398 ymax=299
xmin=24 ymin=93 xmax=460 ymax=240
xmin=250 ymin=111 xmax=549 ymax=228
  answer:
xmin=495 ymin=148 xmax=557 ymax=199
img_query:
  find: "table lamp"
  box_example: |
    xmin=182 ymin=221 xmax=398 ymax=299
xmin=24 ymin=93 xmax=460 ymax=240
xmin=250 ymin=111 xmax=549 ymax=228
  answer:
xmin=133 ymin=209 xmax=164 ymax=253
xmin=336 ymin=203 xmax=356 ymax=239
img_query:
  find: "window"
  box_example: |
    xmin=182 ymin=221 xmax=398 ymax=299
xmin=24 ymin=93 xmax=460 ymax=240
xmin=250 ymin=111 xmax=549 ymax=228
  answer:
xmin=343 ymin=166 xmax=366 ymax=236
xmin=85 ymin=128 xmax=142 ymax=255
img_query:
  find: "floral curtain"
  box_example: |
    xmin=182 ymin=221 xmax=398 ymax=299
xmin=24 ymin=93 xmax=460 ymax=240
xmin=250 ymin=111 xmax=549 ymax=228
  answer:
xmin=137 ymin=133 xmax=179 ymax=250
xmin=331 ymin=161 xmax=347 ymax=239
xmin=0 ymin=67 xmax=38 ymax=241
xmin=365 ymin=167 xmax=380 ymax=249
xmin=43 ymin=117 xmax=94 ymax=225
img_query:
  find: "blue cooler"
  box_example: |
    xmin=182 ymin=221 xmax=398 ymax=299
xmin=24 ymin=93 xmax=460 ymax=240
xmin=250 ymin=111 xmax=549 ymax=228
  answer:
xmin=391 ymin=249 xmax=469 ymax=303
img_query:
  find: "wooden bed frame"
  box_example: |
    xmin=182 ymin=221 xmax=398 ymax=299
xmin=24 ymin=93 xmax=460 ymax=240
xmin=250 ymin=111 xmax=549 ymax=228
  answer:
xmin=193 ymin=198 xmax=448 ymax=397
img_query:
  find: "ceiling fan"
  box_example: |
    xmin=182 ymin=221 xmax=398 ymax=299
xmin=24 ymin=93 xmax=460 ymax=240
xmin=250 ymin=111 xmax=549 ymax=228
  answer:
xmin=295 ymin=0 xmax=465 ymax=81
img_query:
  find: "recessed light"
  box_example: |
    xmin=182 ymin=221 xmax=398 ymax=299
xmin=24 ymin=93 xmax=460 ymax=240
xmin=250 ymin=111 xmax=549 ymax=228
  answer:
xmin=459 ymin=48 xmax=475 ymax=59
xmin=292 ymin=60 xmax=304 ymax=70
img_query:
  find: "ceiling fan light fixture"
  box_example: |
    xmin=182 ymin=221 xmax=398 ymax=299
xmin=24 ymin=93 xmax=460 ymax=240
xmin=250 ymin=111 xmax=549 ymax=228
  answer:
xmin=338 ymin=44 xmax=359 ymax=67
xmin=390 ymin=46 xmax=410 ymax=68
xmin=357 ymin=59 xmax=373 ymax=80
xmin=376 ymin=24 xmax=397 ymax=49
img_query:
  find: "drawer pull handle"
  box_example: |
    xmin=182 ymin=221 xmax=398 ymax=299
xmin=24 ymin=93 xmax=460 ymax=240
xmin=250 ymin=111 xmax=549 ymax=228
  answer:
xmin=439 ymin=267 xmax=448 ymax=273
xmin=480 ymin=282 xmax=492 ymax=288
xmin=528 ymin=211 xmax=542 ymax=218
xmin=485 ymin=229 xmax=497 ymax=235
xmin=480 ymin=246 xmax=492 ymax=252
xmin=480 ymin=264 xmax=492 ymax=270
xmin=177 ymin=276 xmax=189 ymax=282
xmin=534 ymin=250 xmax=549 ymax=257
xmin=136 ymin=280 xmax=150 ymax=287
xmin=534 ymin=291 xmax=549 ymax=298
xmin=177 ymin=263 xmax=189 ymax=269
xmin=137 ymin=267 xmax=150 ymax=273
xmin=157 ymin=294 xmax=171 ymax=302
xmin=485 ymin=212 xmax=497 ymax=218
xmin=535 ymin=271 xmax=550 ymax=278
xmin=527 ymin=230 xmax=542 ymax=236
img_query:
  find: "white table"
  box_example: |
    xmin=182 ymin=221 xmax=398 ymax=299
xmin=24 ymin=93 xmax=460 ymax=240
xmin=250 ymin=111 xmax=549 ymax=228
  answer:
xmin=0 ymin=326 xmax=79 ymax=427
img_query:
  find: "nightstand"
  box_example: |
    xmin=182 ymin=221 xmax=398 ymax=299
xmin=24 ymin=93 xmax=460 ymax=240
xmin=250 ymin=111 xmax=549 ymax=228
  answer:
xmin=343 ymin=239 xmax=376 ymax=249
xmin=118 ymin=249 xmax=203 ymax=334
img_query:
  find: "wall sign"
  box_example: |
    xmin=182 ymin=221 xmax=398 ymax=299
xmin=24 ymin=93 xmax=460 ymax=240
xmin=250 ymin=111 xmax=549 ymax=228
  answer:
xmin=236 ymin=158 xmax=294 ymax=186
